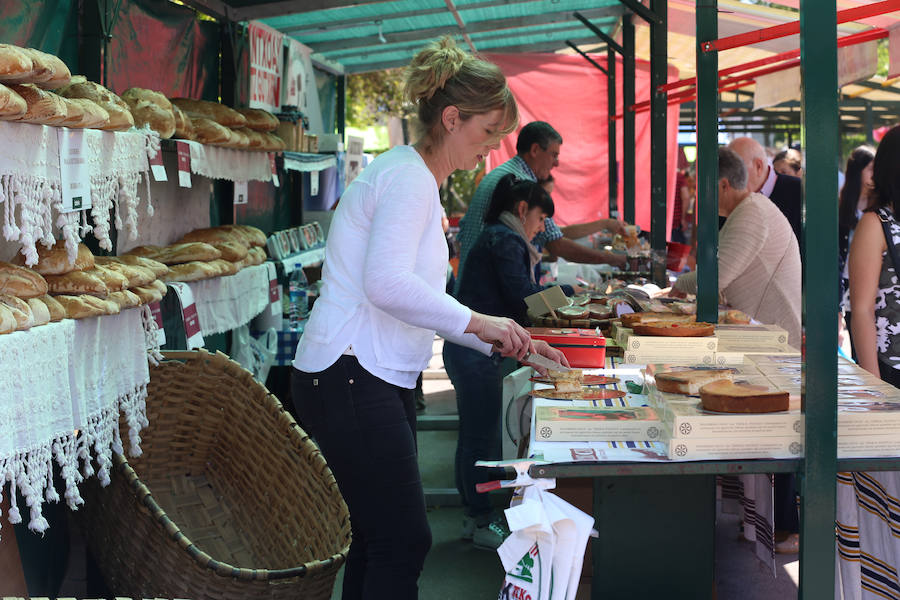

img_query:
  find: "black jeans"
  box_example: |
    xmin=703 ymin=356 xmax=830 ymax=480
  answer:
xmin=291 ymin=357 xmax=431 ymax=600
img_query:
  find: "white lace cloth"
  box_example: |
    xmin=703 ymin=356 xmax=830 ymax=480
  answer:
xmin=0 ymin=308 xmax=149 ymax=538
xmin=187 ymin=263 xmax=271 ymax=336
xmin=185 ymin=141 xmax=273 ymax=183
xmin=0 ymin=121 xmax=157 ymax=266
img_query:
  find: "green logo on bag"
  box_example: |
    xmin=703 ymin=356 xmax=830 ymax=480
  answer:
xmin=509 ymin=543 xmax=539 ymax=583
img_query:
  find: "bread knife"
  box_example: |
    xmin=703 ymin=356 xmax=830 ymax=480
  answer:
xmin=523 ymin=351 xmax=570 ymax=373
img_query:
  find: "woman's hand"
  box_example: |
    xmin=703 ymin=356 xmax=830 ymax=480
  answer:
xmin=466 ymin=312 xmax=531 ymax=360
xmin=604 ymin=218 xmax=627 ymax=236
xmin=524 ymin=339 xmax=570 ymax=375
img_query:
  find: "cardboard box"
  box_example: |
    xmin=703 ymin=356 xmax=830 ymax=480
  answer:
xmin=624 ymin=334 xmax=718 ymax=353
xmin=839 ymin=434 xmax=900 ymax=458
xmin=665 ymin=399 xmax=804 ymax=439
xmin=534 ymin=405 xmax=663 ymax=442
xmin=665 ymin=433 xmax=804 ymax=460
xmin=277 ymin=120 xmax=303 ymax=152
xmin=712 ymin=351 xmax=746 ymax=366
xmin=713 ymin=323 xmax=789 ymax=348
xmin=624 ymin=349 xmax=716 ymax=366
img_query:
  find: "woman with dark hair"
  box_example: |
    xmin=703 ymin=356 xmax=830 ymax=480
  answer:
xmin=849 ymin=126 xmax=900 ymax=386
xmin=838 ymin=145 xmax=875 ymax=357
xmin=443 ymin=173 xmax=573 ymax=550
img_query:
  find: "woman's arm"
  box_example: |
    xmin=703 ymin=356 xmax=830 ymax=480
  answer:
xmin=849 ymin=211 xmax=887 ymax=376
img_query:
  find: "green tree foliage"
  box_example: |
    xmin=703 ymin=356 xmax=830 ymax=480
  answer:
xmin=346 ymin=68 xmax=407 ymax=129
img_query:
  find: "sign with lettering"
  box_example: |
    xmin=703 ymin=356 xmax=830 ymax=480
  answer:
xmin=57 ymin=129 xmax=91 ymax=213
xmin=149 ymin=149 xmax=167 ymax=182
xmin=249 ymin=21 xmax=284 ymax=112
xmin=176 ymin=141 xmax=191 ymax=188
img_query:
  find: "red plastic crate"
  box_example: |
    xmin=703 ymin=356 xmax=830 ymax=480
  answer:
xmin=528 ymin=327 xmax=607 ymax=368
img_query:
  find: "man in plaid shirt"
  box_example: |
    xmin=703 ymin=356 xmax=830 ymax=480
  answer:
xmin=455 ymin=121 xmax=626 ymax=294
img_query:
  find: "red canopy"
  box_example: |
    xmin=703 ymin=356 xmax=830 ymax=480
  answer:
xmin=484 ymin=52 xmax=680 ymax=237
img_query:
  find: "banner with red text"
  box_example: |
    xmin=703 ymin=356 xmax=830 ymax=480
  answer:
xmin=249 ymin=21 xmax=283 ymax=112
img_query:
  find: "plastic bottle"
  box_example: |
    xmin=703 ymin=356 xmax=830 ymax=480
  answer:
xmin=287 ymin=268 xmax=309 ymax=330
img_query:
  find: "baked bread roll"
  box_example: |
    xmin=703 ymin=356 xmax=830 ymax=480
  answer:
xmin=247 ymin=246 xmax=267 ymax=265
xmin=632 ymin=321 xmax=715 ymax=337
xmin=54 ymin=294 xmax=107 ymax=319
xmin=59 ymin=96 xmax=85 ymax=125
xmin=8 ymin=84 xmax=67 ymax=125
xmin=0 ymin=45 xmax=34 ymax=82
xmin=180 ymin=227 xmax=246 ymax=246
xmin=0 ymin=261 xmax=48 ymax=298
xmin=121 ymin=87 xmax=175 ymax=138
xmin=26 ymin=296 xmax=51 ymax=327
xmin=227 ymin=127 xmax=250 ymax=149
xmin=699 ymin=380 xmax=789 ymax=413
xmin=95 ymin=261 xmax=155 ymax=288
xmin=209 ymin=258 xmax=238 ymax=276
xmin=154 ymin=242 xmax=222 ymax=265
xmin=261 ymin=132 xmax=286 ymax=152
xmin=56 ymin=77 xmax=131 ymax=130
xmin=655 ymin=369 xmax=734 ymax=395
xmin=0 ymin=294 xmax=35 ymax=330
xmin=149 ymin=279 xmax=167 ymax=295
xmin=190 ymin=116 xmax=230 ymax=145
xmin=31 ymin=52 xmax=71 ymax=90
xmin=172 ymin=104 xmax=195 ymax=140
xmin=236 ymin=107 xmax=278 ymax=132
xmin=0 ymin=303 xmax=16 ymax=334
xmin=13 ymin=240 xmax=95 ymax=275
xmin=0 ymin=82 xmax=26 ymax=119
xmin=171 ymin=98 xmax=247 ymax=128
xmin=45 ymin=270 xmax=109 ymax=297
xmin=64 ymin=97 xmax=109 ymax=129
xmin=131 ymin=285 xmax=163 ymax=305
xmin=160 ymin=260 xmax=219 ymax=283
xmin=35 ymin=294 xmax=65 ymax=322
xmin=99 ymin=101 xmax=134 ymax=131
xmin=123 ymin=245 xmax=163 ymax=258
xmin=101 ymin=254 xmax=169 ymax=278
xmin=211 ymin=241 xmax=248 ymax=262
xmin=88 ymin=265 xmax=129 ymax=292
xmin=235 ymin=127 xmax=263 ymax=149
xmin=236 ymin=225 xmax=267 ymax=247
xmin=108 ymin=289 xmax=142 ymax=310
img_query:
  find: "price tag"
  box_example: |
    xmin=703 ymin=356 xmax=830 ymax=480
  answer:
xmin=149 ymin=300 xmax=166 ymax=345
xmin=234 ymin=180 xmax=249 ymax=205
xmin=269 ymin=153 xmax=279 ymax=187
xmin=310 ymin=169 xmax=319 ymax=196
xmin=149 ymin=150 xmax=167 ymax=182
xmin=166 ymin=281 xmax=205 ymax=349
xmin=57 ymin=128 xmax=92 ymax=213
xmin=176 ymin=141 xmax=192 ymax=188
xmin=269 ymin=277 xmax=281 ymax=315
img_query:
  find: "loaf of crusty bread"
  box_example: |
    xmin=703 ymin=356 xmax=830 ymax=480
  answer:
xmin=247 ymin=246 xmax=267 ymax=265
xmin=123 ymin=245 xmax=163 ymax=259
xmin=121 ymin=87 xmax=175 ymax=138
xmin=0 ymin=82 xmax=26 ymax=119
xmin=0 ymin=44 xmax=34 ymax=82
xmin=209 ymin=258 xmax=238 ymax=276
xmin=63 ymin=97 xmax=109 ymax=129
xmin=179 ymin=227 xmax=245 ymax=246
xmin=261 ymin=132 xmax=286 ymax=152
xmin=131 ymin=285 xmax=163 ymax=305
xmin=149 ymin=279 xmax=167 ymax=295
xmin=235 ymin=127 xmax=263 ymax=149
xmin=160 ymin=260 xmax=219 ymax=283
xmin=154 ymin=242 xmax=222 ymax=265
xmin=0 ymin=261 xmax=48 ymax=298
xmin=30 ymin=50 xmax=71 ymax=90
xmin=0 ymin=294 xmax=35 ymax=330
xmin=87 ymin=265 xmax=129 ymax=293
xmin=108 ymin=289 xmax=142 ymax=310
xmin=45 ymin=270 xmax=109 ymax=297
xmin=655 ymin=369 xmax=734 ymax=395
xmin=0 ymin=303 xmax=16 ymax=334
xmin=54 ymin=294 xmax=108 ymax=319
xmin=12 ymin=241 xmax=95 ymax=275
xmin=190 ymin=116 xmax=231 ymax=145
xmin=26 ymin=296 xmax=51 ymax=327
xmin=699 ymin=380 xmax=789 ymax=413
xmin=7 ymin=84 xmax=67 ymax=125
xmin=226 ymin=127 xmax=250 ymax=149
xmin=35 ymin=294 xmax=65 ymax=322
xmin=171 ymin=98 xmax=247 ymax=128
xmin=172 ymin=104 xmax=195 ymax=140
xmin=236 ymin=107 xmax=278 ymax=132
xmin=56 ymin=77 xmax=132 ymax=130
xmin=94 ymin=260 xmax=156 ymax=288
xmin=101 ymin=254 xmax=169 ymax=278
xmin=234 ymin=225 xmax=267 ymax=247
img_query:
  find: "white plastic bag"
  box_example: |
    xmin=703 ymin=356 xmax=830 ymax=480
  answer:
xmin=229 ymin=324 xmax=278 ymax=383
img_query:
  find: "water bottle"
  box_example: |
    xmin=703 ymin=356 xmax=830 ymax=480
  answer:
xmin=287 ymin=268 xmax=309 ymax=330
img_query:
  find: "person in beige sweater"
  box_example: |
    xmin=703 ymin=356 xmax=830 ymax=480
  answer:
xmin=673 ymin=146 xmax=802 ymax=347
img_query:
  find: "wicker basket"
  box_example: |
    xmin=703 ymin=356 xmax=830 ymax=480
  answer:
xmin=78 ymin=349 xmax=350 ymax=600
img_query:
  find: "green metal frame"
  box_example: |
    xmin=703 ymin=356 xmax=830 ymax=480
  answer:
xmin=648 ymin=0 xmax=667 ymax=286
xmin=608 ymin=45 xmax=618 ymax=219
xmin=623 ymin=15 xmax=636 ymax=226
xmin=695 ymin=1 xmax=718 ymax=324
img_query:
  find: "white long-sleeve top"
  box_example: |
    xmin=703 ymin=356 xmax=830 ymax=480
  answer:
xmin=674 ymin=192 xmax=802 ymax=347
xmin=293 ymin=145 xmax=492 ymax=388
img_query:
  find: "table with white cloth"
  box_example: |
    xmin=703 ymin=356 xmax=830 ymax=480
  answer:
xmin=0 ymin=309 xmax=151 ymax=538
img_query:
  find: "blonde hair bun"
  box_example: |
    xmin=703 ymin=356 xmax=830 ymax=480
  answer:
xmin=404 ymin=36 xmax=468 ymax=103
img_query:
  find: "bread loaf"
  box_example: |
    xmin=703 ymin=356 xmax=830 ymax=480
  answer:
xmin=154 ymin=242 xmax=222 ymax=265
xmin=227 ymin=127 xmax=250 ymax=149
xmin=171 ymin=98 xmax=247 ymax=128
xmin=247 ymin=246 xmax=267 ymax=265
xmin=123 ymin=245 xmax=163 ymax=259
xmin=172 ymin=104 xmax=195 ymax=140
xmin=0 ymin=44 xmax=34 ymax=82
xmin=54 ymin=294 xmax=108 ymax=319
xmin=180 ymin=227 xmax=246 ymax=247
xmin=100 ymin=101 xmax=134 ymax=131
xmin=35 ymin=294 xmax=65 ymax=322
xmin=100 ymin=254 xmax=169 ymax=278
xmin=31 ymin=51 xmax=71 ymax=90
xmin=0 ymin=303 xmax=16 ymax=334
xmin=699 ymin=380 xmax=789 ymax=413
xmin=96 ymin=261 xmax=155 ymax=287
xmin=149 ymin=279 xmax=167 ymax=295
xmin=45 ymin=270 xmax=109 ymax=297
xmin=13 ymin=240 xmax=95 ymax=275
xmin=160 ymin=260 xmax=219 ymax=283
xmin=131 ymin=285 xmax=163 ymax=305
xmin=236 ymin=107 xmax=278 ymax=132
xmin=0 ymin=83 xmax=26 ymax=119
xmin=0 ymin=261 xmax=48 ymax=298
xmin=121 ymin=87 xmax=175 ymax=138
xmin=65 ymin=98 xmax=109 ymax=129
xmin=209 ymin=258 xmax=238 ymax=276
xmin=26 ymin=296 xmax=51 ymax=327
xmin=0 ymin=294 xmax=35 ymax=330
xmin=261 ymin=132 xmax=286 ymax=152
xmin=235 ymin=225 xmax=267 ymax=247
xmin=60 ymin=77 xmax=128 ymax=108
xmin=8 ymin=84 xmax=67 ymax=125
xmin=88 ymin=265 xmax=129 ymax=292
xmin=108 ymin=289 xmax=142 ymax=309
xmin=655 ymin=369 xmax=735 ymax=395
xmin=60 ymin=96 xmax=85 ymax=125
xmin=236 ymin=127 xmax=263 ymax=149
xmin=190 ymin=116 xmax=230 ymax=145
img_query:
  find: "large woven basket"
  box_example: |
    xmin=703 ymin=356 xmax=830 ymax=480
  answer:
xmin=78 ymin=349 xmax=351 ymax=600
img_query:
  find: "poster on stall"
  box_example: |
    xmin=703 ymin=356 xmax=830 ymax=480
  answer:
xmin=248 ymin=21 xmax=283 ymax=113
xmin=283 ymin=38 xmax=325 ymax=134
xmin=345 ymin=135 xmax=365 ymax=186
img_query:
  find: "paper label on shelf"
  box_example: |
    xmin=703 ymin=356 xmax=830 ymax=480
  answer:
xmin=310 ymin=169 xmax=319 ymax=195
xmin=176 ymin=141 xmax=191 ymax=188
xmin=167 ymin=282 xmax=204 ymax=349
xmin=269 ymin=153 xmax=279 ymax=187
xmin=57 ymin=128 xmax=92 ymax=213
xmin=234 ymin=180 xmax=249 ymax=205
xmin=148 ymin=150 xmax=167 ymax=182
xmin=149 ymin=300 xmax=166 ymax=345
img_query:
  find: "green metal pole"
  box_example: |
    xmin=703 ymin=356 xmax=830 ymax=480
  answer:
xmin=799 ymin=3 xmax=838 ymax=599
xmin=649 ymin=0 xmax=667 ymax=287
xmin=695 ymin=2 xmax=718 ymax=324
xmin=865 ymin=100 xmax=874 ymax=144
xmin=336 ymin=74 xmax=346 ymax=138
xmin=608 ymin=46 xmax=618 ymax=219
xmin=623 ymin=15 xmax=636 ymax=225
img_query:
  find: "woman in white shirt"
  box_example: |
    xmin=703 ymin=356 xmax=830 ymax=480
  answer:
xmin=291 ymin=37 xmax=566 ymax=599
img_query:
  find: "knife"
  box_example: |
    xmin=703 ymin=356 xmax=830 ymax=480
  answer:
xmin=523 ymin=351 xmax=570 ymax=373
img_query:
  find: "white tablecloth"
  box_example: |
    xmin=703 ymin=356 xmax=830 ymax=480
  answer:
xmin=0 ymin=308 xmax=149 ymax=537
xmin=187 ymin=263 xmax=272 ymax=336
xmin=184 ymin=140 xmax=273 ymax=183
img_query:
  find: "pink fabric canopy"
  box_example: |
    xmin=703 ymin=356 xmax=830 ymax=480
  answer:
xmin=484 ymin=52 xmax=680 ymax=237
